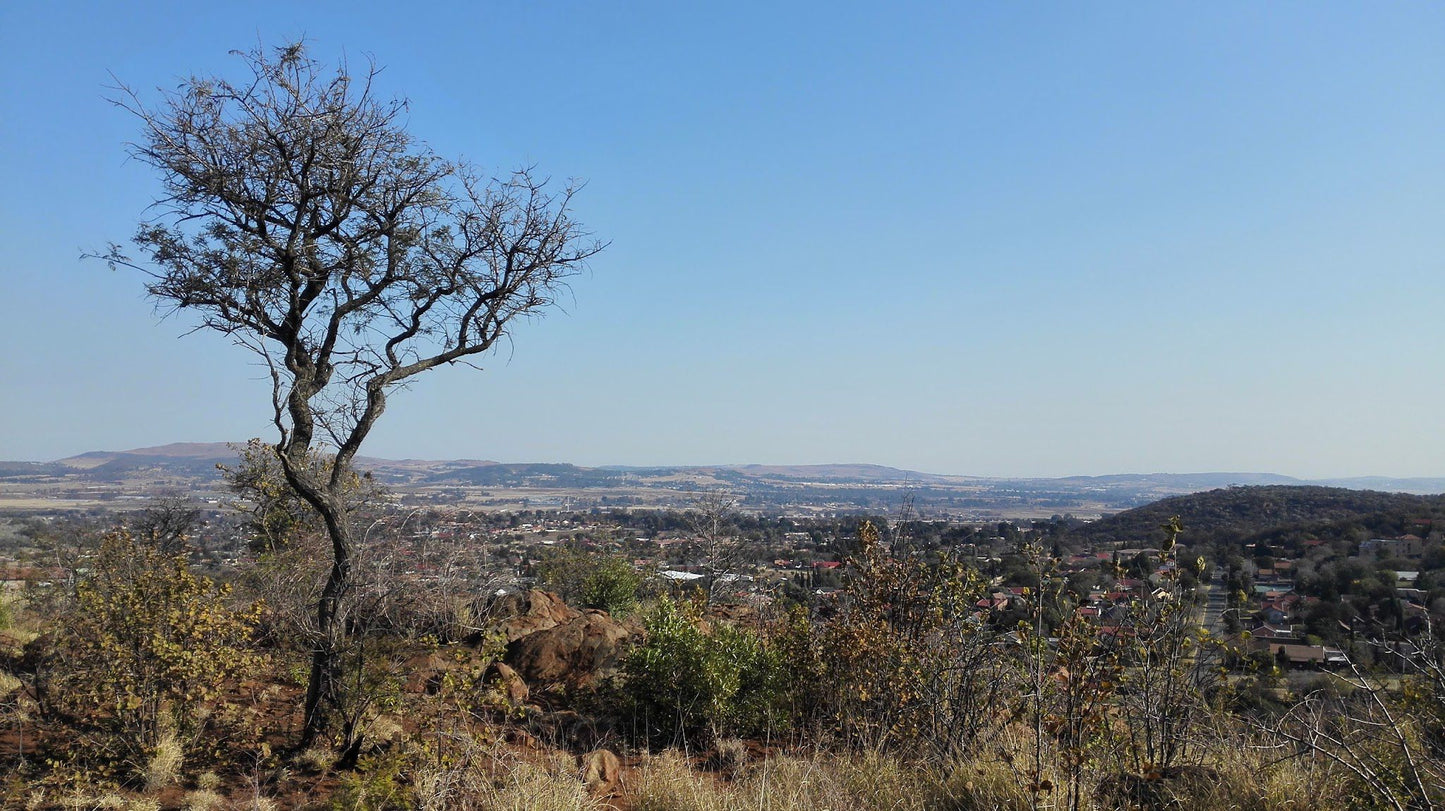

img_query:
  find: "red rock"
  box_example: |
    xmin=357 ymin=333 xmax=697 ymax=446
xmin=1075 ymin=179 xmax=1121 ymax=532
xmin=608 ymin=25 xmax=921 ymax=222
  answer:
xmin=579 ymin=748 xmax=622 ymax=795
xmin=504 ymin=610 xmax=636 ymax=687
xmin=488 ymin=590 xmax=581 ymax=643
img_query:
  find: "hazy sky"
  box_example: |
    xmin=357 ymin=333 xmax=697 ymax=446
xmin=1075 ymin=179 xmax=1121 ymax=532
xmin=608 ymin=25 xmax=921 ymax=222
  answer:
xmin=1 ymin=2 xmax=1442 ymax=477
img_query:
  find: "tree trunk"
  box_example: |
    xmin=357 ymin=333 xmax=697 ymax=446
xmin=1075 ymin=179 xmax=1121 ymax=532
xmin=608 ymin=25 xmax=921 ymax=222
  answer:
xmin=300 ymin=541 xmax=349 ymax=747
xmin=280 ymin=440 xmax=355 ymax=750
xmin=302 ymin=490 xmax=352 ymax=746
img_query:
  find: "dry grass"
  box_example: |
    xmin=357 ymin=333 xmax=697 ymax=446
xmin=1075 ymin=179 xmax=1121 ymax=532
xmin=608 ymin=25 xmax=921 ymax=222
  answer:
xmin=366 ymin=713 xmax=405 ymax=746
xmin=409 ymin=738 xmax=608 ymax=811
xmin=934 ymin=759 xmax=1036 ymax=811
xmin=482 ymin=756 xmax=608 ymax=811
xmin=57 ymin=793 xmax=160 ymax=811
xmin=627 ymin=749 xmax=935 ymax=811
xmin=142 ymin=731 xmax=184 ymax=791
xmin=713 ymin=737 xmax=749 ymax=775
xmin=1197 ymin=734 xmax=1354 ymax=811
xmin=619 ymin=733 xmax=1359 ymax=811
xmin=181 ymin=790 xmax=224 ymax=811
xmin=295 ymin=747 xmax=333 ymax=772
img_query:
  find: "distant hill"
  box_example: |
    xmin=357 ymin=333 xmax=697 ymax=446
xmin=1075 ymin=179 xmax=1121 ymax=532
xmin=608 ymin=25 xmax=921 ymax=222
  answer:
xmin=54 ymin=443 xmax=240 ymax=481
xmin=1315 ymin=476 xmax=1445 ymax=493
xmin=18 ymin=444 xmax=1444 ymax=494
xmin=57 ymin=441 xmax=238 ymax=468
xmin=716 ymin=463 xmax=961 ymax=484
xmin=1067 ymin=485 xmax=1445 ymax=549
xmin=1054 ymin=472 xmax=1302 ymax=490
xmin=49 ymin=443 xmax=501 ymax=485
xmin=3 ymin=443 xmax=1441 ymax=517
xmin=428 ymin=463 xmax=633 ymax=488
xmin=0 ymin=461 xmax=68 ymax=479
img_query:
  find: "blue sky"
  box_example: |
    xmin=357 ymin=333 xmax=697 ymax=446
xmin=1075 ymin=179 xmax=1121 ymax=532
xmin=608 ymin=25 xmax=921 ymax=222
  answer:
xmin=1 ymin=2 xmax=1442 ymax=477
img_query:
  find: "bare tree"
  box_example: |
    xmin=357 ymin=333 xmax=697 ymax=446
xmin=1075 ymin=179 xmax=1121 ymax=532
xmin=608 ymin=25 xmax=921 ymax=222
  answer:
xmin=101 ymin=42 xmax=603 ymax=746
xmin=1262 ymin=629 xmax=1445 ymax=810
xmin=686 ymin=490 xmax=749 ymax=603
xmin=1266 ymin=656 xmax=1442 ymax=810
xmin=128 ymin=491 xmax=203 ymax=556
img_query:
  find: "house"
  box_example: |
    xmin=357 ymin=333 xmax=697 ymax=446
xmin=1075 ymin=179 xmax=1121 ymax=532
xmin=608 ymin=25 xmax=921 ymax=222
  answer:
xmin=1253 ymin=642 xmax=1348 ymax=669
xmin=1359 ymin=536 xmax=1425 ymax=560
xmin=1249 ymin=623 xmax=1298 ymax=642
xmin=977 ymin=595 xmax=1011 ymax=611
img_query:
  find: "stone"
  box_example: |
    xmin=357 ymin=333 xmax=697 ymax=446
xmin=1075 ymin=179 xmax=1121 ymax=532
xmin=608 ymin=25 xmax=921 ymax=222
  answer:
xmin=487 ymin=590 xmax=581 ymax=643
xmin=504 ymin=609 xmax=636 ymax=687
xmin=483 ymin=661 xmax=529 ymax=704
xmin=578 ymin=748 xmax=622 ymax=795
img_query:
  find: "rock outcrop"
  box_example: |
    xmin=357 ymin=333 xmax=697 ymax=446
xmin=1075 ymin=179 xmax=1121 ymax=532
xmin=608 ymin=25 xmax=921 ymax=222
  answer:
xmin=483 ymin=661 xmax=530 ymax=705
xmin=486 ymin=590 xmax=581 ymax=643
xmin=504 ymin=609 xmax=636 ymax=687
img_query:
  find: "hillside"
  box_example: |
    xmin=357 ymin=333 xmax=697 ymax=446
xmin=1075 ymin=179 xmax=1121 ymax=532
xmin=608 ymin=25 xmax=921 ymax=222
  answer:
xmin=1067 ymin=485 xmax=1445 ymax=548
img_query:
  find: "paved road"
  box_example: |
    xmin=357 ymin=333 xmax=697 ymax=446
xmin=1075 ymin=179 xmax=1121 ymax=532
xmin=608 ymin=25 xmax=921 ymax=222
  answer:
xmin=1200 ymin=566 xmax=1228 ymax=636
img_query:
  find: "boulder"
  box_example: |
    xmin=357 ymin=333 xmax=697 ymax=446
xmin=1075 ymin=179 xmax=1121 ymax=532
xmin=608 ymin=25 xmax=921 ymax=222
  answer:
xmin=401 ymin=651 xmax=454 ymax=695
xmin=483 ymin=661 xmax=529 ymax=705
xmin=504 ymin=609 xmax=636 ymax=687
xmin=487 ymin=590 xmax=581 ymax=643
xmin=578 ymin=748 xmax=622 ymax=795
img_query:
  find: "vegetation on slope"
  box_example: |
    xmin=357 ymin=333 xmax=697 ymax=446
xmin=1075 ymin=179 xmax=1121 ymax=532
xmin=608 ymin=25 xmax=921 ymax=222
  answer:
xmin=4 ymin=487 xmax=1445 ymax=809
xmin=1065 ymin=485 xmax=1445 ymax=548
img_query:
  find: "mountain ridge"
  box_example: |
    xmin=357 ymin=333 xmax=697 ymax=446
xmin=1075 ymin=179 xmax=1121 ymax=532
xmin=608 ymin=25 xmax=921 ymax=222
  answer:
xmin=16 ymin=442 xmax=1439 ymax=493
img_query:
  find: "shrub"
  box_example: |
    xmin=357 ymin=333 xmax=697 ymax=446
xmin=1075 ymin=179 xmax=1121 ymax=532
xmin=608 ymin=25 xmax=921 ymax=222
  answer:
xmin=538 ymin=548 xmax=643 ymax=615
xmin=806 ymin=521 xmax=1016 ymax=762
xmin=621 ymin=598 xmax=789 ymax=746
xmin=580 ymin=556 xmax=645 ymax=615
xmin=47 ymin=530 xmax=263 ymax=776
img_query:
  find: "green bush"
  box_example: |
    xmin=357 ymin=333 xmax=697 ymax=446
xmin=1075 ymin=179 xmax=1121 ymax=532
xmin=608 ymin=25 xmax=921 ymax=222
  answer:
xmin=580 ymin=556 xmax=644 ymax=615
xmin=620 ymin=598 xmax=789 ymax=745
xmin=537 ymin=548 xmax=643 ymax=615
